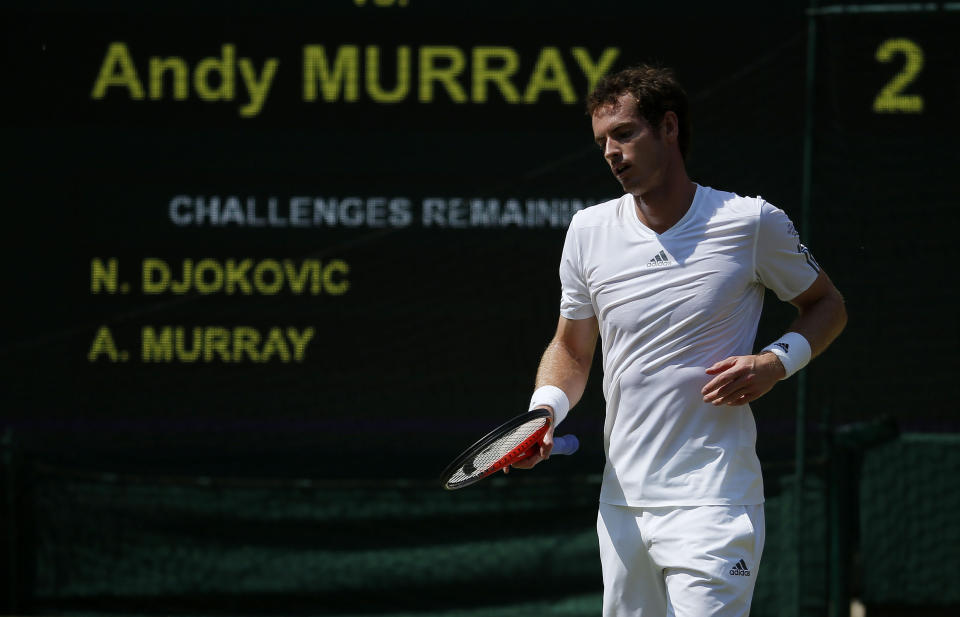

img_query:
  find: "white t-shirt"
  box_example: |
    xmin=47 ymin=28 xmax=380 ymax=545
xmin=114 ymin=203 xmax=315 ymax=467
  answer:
xmin=559 ymin=184 xmax=819 ymax=506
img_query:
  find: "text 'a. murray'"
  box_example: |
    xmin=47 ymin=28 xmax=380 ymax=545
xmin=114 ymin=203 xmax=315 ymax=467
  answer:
xmin=141 ymin=326 xmax=315 ymax=363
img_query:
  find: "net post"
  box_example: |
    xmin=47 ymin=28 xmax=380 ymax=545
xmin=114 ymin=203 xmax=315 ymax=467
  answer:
xmin=2 ymin=429 xmax=18 ymax=613
xmin=827 ymin=416 xmax=852 ymax=617
xmin=796 ymin=1 xmax=819 ymax=614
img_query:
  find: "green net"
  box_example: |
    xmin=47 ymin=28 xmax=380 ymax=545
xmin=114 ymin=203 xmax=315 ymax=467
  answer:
xmin=752 ymin=470 xmax=828 ymax=617
xmin=31 ymin=467 xmax=602 ymax=614
xmin=859 ymin=434 xmax=960 ymax=606
xmin=20 ymin=462 xmax=832 ymax=616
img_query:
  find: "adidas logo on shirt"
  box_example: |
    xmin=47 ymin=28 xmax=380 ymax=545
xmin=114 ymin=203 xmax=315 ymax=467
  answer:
xmin=646 ymin=250 xmax=671 ymax=268
xmin=729 ymin=559 xmax=751 ymax=576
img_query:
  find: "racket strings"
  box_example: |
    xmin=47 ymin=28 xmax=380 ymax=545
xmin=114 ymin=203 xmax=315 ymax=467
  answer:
xmin=446 ymin=417 xmax=548 ymax=488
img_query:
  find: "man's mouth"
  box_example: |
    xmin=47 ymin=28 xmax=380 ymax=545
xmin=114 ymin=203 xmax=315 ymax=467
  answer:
xmin=614 ymin=163 xmax=630 ymax=177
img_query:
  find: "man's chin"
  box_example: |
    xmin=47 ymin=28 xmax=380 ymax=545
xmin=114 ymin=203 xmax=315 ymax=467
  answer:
xmin=619 ymin=181 xmax=642 ymax=196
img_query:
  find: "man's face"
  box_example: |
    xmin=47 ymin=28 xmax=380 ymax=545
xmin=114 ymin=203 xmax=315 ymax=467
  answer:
xmin=591 ymin=93 xmax=668 ymax=197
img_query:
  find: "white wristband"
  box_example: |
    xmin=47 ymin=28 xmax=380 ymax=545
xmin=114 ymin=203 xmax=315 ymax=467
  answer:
xmin=761 ymin=332 xmax=812 ymax=380
xmin=529 ymin=385 xmax=570 ymax=427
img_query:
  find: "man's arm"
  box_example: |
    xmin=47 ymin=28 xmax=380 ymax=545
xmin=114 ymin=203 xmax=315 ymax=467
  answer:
xmin=535 ymin=315 xmax=600 ymax=403
xmin=701 ymin=270 xmax=847 ymax=406
xmin=509 ymin=315 xmax=599 ymax=470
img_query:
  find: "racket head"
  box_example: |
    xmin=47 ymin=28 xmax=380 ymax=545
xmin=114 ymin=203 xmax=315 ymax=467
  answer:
xmin=440 ymin=409 xmax=552 ymax=490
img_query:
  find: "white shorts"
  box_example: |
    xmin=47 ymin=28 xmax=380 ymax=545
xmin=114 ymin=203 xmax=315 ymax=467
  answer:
xmin=597 ymin=502 xmax=765 ymax=617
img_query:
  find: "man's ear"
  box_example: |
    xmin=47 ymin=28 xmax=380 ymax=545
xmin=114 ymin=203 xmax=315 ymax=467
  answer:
xmin=660 ymin=111 xmax=679 ymax=144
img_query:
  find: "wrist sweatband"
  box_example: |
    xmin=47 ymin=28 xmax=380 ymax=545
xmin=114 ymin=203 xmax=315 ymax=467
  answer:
xmin=761 ymin=332 xmax=812 ymax=380
xmin=529 ymin=385 xmax=570 ymax=426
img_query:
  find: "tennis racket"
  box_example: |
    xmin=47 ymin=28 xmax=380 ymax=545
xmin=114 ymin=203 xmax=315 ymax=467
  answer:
xmin=440 ymin=408 xmax=579 ymax=490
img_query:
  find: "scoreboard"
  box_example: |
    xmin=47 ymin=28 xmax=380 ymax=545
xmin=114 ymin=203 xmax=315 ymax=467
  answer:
xmin=3 ymin=1 xmax=955 ymax=478
xmin=807 ymin=7 xmax=959 ymax=429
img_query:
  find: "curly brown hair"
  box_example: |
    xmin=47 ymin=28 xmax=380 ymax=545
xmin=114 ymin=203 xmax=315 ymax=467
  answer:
xmin=586 ymin=64 xmax=691 ymax=161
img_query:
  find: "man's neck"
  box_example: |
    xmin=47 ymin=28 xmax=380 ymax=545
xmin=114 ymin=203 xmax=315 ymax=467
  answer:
xmin=634 ymin=173 xmax=697 ymax=234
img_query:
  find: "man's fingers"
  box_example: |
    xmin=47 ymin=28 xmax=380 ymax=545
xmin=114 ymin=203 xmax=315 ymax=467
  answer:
xmin=705 ymin=357 xmax=737 ymax=375
xmin=502 ymin=420 xmax=556 ymax=473
xmin=509 ymin=446 xmax=545 ymax=470
xmin=717 ymin=389 xmax=752 ymax=406
xmin=702 ymin=358 xmax=746 ymax=395
xmin=702 ymin=371 xmax=742 ymax=400
xmin=703 ymin=354 xmax=782 ymax=407
xmin=704 ymin=373 xmax=752 ymax=405
xmin=541 ymin=433 xmax=554 ymax=458
xmin=701 ymin=375 xmax=729 ymax=397
xmin=712 ymin=377 xmax=768 ymax=406
xmin=503 ymin=434 xmax=555 ymax=472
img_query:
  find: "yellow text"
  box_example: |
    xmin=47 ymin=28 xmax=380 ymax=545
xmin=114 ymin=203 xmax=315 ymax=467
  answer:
xmin=303 ymin=44 xmax=619 ymax=104
xmin=141 ymin=326 xmax=315 ymax=363
xmin=90 ymin=42 xmax=279 ymax=117
xmin=141 ymin=258 xmax=350 ymax=295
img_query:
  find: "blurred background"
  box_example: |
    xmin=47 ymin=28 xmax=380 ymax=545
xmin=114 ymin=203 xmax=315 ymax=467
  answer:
xmin=2 ymin=1 xmax=957 ymax=615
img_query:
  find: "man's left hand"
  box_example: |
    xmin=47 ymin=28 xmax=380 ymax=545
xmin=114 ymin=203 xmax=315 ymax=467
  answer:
xmin=701 ymin=353 xmax=786 ymax=406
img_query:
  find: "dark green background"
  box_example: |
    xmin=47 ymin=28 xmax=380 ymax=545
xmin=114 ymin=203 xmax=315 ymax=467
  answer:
xmin=3 ymin=0 xmax=818 ymax=476
xmin=2 ymin=2 xmax=957 ymax=614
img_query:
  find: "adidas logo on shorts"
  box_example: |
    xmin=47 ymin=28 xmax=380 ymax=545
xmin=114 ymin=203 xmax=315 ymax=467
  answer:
xmin=729 ymin=559 xmax=751 ymax=576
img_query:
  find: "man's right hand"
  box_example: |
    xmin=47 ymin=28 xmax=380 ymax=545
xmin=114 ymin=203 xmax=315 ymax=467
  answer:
xmin=504 ymin=406 xmax=555 ymax=473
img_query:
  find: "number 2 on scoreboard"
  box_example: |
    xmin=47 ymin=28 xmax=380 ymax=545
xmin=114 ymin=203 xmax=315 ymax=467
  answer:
xmin=873 ymin=38 xmax=924 ymax=114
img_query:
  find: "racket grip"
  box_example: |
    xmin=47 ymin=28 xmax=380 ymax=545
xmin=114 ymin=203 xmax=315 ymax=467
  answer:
xmin=551 ymin=434 xmax=579 ymax=456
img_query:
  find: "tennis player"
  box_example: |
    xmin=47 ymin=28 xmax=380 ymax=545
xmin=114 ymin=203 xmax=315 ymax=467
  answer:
xmin=514 ymin=65 xmax=847 ymax=616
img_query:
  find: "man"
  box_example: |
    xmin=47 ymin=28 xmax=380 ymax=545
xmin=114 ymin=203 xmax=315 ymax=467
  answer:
xmin=511 ymin=65 xmax=847 ymax=616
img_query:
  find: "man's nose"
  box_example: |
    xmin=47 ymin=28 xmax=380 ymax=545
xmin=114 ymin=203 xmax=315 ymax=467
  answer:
xmin=604 ymin=140 xmax=621 ymax=162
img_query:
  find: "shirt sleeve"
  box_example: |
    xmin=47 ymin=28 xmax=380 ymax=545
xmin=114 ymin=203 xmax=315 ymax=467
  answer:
xmin=559 ymin=214 xmax=596 ymax=319
xmin=755 ymin=200 xmax=821 ymax=301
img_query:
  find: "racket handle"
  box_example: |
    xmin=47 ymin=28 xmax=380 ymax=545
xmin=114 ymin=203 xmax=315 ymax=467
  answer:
xmin=551 ymin=434 xmax=579 ymax=456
